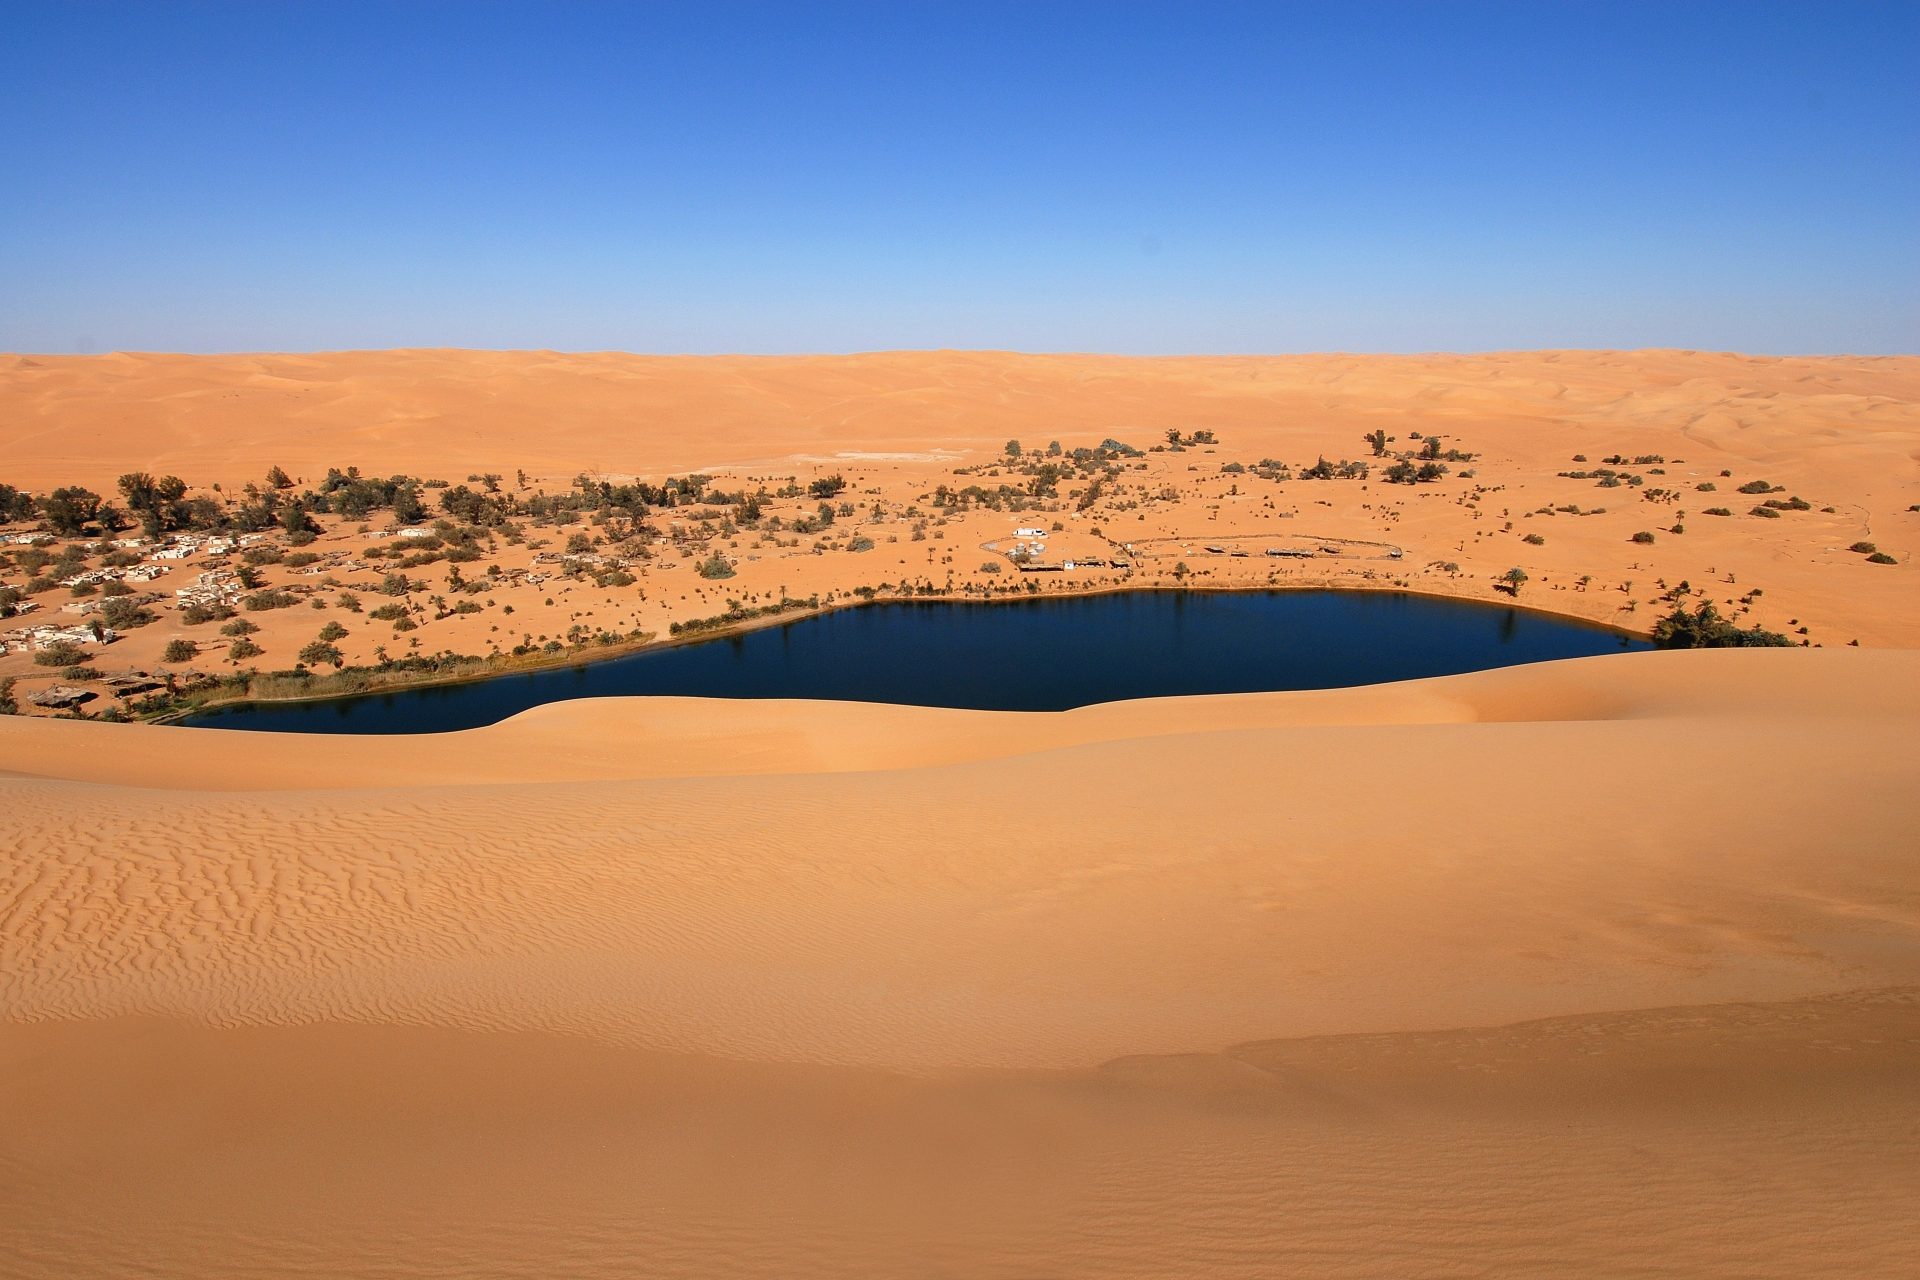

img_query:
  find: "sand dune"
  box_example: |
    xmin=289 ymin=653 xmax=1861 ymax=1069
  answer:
xmin=4 ymin=648 xmax=1919 ymax=1275
xmin=4 ymin=348 xmax=1917 ymax=490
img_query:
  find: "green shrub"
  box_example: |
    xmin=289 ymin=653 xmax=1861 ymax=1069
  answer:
xmin=181 ymin=602 xmax=233 ymax=625
xmin=1866 ymin=552 xmax=1897 ymax=565
xmin=34 ymin=641 xmax=86 ymax=667
xmin=298 ymin=640 xmax=344 ymax=667
xmin=1653 ymin=603 xmax=1792 ymax=648
xmin=162 ymin=639 xmax=198 ymax=663
xmin=100 ymin=596 xmax=151 ymax=629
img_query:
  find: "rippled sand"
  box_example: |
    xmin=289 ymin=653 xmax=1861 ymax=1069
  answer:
xmin=4 ymin=648 xmax=1918 ymax=1276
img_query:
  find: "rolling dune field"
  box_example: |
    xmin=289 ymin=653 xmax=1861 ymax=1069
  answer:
xmin=4 ymin=648 xmax=1919 ymax=1276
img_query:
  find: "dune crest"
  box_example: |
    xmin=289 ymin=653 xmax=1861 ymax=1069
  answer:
xmin=4 ymin=648 xmax=1919 ymax=1274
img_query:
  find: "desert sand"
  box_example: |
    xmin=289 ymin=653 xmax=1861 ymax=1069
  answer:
xmin=4 ymin=648 xmax=1920 ymax=1276
xmin=2 ymin=351 xmax=1918 ymax=1276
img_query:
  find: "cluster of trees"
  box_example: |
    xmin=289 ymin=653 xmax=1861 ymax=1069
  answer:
xmin=1383 ymin=459 xmax=1448 ymax=484
xmin=1558 ymin=467 xmax=1647 ymax=489
xmin=0 ymin=484 xmax=37 ymax=523
xmin=3 ymin=462 xmax=779 ymax=547
xmin=319 ymin=467 xmax=430 ymax=522
xmin=929 ymin=481 xmax=1046 ymax=512
xmin=1652 ymin=603 xmax=1793 ymax=648
xmin=0 ymin=468 xmax=337 ymax=540
xmin=1366 ymin=432 xmax=1475 ymax=465
xmin=1299 ymin=456 xmax=1370 ymax=481
xmin=1163 ymin=429 xmax=1217 ymax=448
xmin=117 ymin=473 xmax=209 ymax=535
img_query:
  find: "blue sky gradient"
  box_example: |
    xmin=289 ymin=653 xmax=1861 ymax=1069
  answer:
xmin=3 ymin=1 xmax=1915 ymax=353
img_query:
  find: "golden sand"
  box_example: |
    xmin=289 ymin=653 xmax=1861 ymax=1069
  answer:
xmin=2 ymin=351 xmax=1917 ymax=1275
xmin=4 ymin=649 xmax=1919 ymax=1275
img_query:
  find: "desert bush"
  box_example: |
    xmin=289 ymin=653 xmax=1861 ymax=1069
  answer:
xmin=298 ymin=640 xmax=344 ymax=667
xmin=33 ymin=641 xmax=86 ymax=667
xmin=100 ymin=596 xmax=151 ymax=629
xmin=228 ymin=637 xmax=264 ymax=660
xmin=162 ymin=639 xmax=198 ymax=663
xmin=1866 ymin=552 xmax=1897 ymax=565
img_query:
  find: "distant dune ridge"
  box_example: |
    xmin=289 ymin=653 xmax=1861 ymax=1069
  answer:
xmin=4 ymin=647 xmax=1919 ymax=1276
xmin=3 ymin=347 xmax=1918 ymax=489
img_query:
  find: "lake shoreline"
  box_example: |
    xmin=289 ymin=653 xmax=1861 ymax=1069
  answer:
xmin=168 ymin=578 xmax=1657 ymax=731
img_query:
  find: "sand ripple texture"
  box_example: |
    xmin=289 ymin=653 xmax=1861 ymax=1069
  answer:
xmin=3 ymin=648 xmax=1919 ymax=1276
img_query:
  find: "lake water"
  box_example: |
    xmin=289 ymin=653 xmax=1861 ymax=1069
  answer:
xmin=183 ymin=590 xmax=1650 ymax=734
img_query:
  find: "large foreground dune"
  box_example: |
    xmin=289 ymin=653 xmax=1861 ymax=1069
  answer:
xmin=5 ymin=647 xmax=1919 ymax=1276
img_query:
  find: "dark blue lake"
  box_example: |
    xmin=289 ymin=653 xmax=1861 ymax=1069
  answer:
xmin=183 ymin=590 xmax=1649 ymax=734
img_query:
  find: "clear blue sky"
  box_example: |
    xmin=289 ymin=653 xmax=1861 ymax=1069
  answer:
xmin=3 ymin=1 xmax=1915 ymax=354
